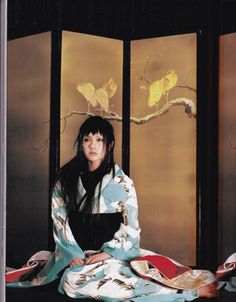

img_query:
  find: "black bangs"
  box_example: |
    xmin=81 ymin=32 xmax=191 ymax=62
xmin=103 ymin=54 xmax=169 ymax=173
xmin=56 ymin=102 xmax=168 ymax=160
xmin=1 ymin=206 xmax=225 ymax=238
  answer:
xmin=81 ymin=127 xmax=107 ymax=139
xmin=78 ymin=116 xmax=114 ymax=144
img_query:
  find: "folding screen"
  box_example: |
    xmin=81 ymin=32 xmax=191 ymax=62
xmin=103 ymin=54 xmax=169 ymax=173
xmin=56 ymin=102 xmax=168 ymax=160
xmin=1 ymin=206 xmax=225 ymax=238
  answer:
xmin=6 ymin=30 xmax=198 ymax=267
xmin=130 ymin=33 xmax=197 ymax=265
xmin=6 ymin=33 xmax=51 ymax=265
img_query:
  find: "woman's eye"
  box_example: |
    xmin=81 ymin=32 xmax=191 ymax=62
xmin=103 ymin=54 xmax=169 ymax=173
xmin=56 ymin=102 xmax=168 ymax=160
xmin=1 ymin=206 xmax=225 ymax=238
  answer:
xmin=83 ymin=137 xmax=89 ymax=142
xmin=97 ymin=138 xmax=103 ymax=142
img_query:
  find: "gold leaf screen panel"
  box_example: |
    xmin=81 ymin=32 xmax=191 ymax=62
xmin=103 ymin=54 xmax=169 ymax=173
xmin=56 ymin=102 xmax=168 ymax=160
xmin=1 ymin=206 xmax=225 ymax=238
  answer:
xmin=130 ymin=33 xmax=197 ymax=266
xmin=219 ymin=33 xmax=236 ymax=262
xmin=60 ymin=31 xmax=123 ymax=167
xmin=7 ymin=33 xmax=51 ymax=263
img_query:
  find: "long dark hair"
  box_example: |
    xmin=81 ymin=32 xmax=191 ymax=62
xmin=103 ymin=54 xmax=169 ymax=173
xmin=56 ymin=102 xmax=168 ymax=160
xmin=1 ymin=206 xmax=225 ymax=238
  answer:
xmin=58 ymin=116 xmax=115 ymax=214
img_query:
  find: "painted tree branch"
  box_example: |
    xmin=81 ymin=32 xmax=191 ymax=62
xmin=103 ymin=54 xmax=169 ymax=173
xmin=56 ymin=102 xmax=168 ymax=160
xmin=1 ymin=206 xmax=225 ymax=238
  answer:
xmin=37 ymin=97 xmax=196 ymax=152
xmin=60 ymin=97 xmax=196 ymax=126
xmin=176 ymin=85 xmax=197 ymax=93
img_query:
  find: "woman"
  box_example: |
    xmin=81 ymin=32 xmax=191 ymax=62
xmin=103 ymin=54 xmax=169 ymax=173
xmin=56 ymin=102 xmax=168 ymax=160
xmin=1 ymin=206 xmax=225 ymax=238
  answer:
xmin=7 ymin=116 xmax=216 ymax=301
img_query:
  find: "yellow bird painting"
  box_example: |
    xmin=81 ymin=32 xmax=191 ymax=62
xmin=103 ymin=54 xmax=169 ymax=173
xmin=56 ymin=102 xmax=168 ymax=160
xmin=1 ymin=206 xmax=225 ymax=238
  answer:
xmin=162 ymin=70 xmax=178 ymax=95
xmin=76 ymin=78 xmax=117 ymax=114
xmin=148 ymin=70 xmax=178 ymax=110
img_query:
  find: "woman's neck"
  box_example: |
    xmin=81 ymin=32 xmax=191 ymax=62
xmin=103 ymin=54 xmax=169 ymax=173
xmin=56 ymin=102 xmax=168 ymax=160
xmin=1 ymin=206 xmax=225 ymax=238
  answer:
xmin=88 ymin=161 xmax=101 ymax=172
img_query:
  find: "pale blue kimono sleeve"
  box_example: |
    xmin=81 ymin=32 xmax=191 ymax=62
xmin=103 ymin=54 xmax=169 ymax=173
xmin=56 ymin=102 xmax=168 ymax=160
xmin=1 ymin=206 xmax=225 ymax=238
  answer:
xmin=101 ymin=176 xmax=141 ymax=261
xmin=51 ymin=181 xmax=85 ymax=268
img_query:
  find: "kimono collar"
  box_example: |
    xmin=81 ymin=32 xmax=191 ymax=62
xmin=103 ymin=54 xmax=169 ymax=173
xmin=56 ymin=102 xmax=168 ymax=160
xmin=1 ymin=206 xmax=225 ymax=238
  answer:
xmin=77 ymin=164 xmax=123 ymax=203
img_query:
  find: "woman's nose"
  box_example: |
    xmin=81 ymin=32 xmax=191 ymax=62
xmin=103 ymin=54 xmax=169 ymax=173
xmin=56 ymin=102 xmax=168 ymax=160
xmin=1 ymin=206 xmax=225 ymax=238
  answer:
xmin=89 ymin=140 xmax=96 ymax=148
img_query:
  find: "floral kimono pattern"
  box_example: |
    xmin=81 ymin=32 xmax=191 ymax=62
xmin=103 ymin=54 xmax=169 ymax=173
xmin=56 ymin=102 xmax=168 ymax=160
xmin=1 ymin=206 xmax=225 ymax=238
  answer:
xmin=7 ymin=164 xmax=200 ymax=301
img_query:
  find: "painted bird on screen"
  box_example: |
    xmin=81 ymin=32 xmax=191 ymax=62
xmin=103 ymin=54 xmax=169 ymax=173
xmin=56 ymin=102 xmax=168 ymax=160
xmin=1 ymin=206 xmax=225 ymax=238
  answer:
xmin=76 ymin=78 xmax=117 ymax=114
xmin=148 ymin=70 xmax=178 ymax=110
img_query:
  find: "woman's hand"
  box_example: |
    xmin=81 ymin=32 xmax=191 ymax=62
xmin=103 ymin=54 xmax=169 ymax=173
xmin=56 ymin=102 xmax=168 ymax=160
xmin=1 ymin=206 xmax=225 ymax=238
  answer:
xmin=85 ymin=252 xmax=111 ymax=265
xmin=197 ymin=283 xmax=217 ymax=298
xmin=69 ymin=257 xmax=85 ymax=267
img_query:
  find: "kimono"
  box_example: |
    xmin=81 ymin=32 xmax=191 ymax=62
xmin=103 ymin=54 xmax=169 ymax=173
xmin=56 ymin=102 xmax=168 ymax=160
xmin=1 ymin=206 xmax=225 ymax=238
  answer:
xmin=7 ymin=164 xmax=205 ymax=301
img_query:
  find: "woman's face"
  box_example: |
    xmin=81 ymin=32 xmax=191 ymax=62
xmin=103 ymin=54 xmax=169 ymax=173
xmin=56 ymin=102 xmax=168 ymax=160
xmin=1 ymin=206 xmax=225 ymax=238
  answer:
xmin=82 ymin=132 xmax=107 ymax=170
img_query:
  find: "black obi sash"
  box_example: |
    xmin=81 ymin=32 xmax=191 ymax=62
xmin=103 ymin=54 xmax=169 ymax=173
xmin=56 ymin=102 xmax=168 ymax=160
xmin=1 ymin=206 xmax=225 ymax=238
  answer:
xmin=68 ymin=212 xmax=123 ymax=251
